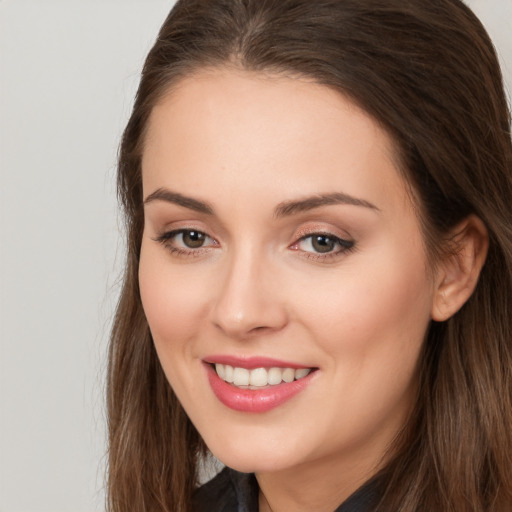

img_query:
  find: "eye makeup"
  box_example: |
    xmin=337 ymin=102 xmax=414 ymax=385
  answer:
xmin=153 ymin=226 xmax=356 ymax=263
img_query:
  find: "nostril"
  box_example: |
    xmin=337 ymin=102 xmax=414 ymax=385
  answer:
xmin=247 ymin=325 xmax=280 ymax=337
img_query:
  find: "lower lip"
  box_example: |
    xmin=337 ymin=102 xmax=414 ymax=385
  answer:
xmin=205 ymin=364 xmax=315 ymax=413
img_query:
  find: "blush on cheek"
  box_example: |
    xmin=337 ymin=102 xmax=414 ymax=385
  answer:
xmin=139 ymin=260 xmax=211 ymax=350
xmin=307 ymin=259 xmax=431 ymax=359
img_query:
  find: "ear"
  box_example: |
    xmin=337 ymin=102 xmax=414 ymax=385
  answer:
xmin=431 ymin=215 xmax=489 ymax=322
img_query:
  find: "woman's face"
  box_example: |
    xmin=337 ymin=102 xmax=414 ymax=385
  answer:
xmin=139 ymin=69 xmax=437 ymax=477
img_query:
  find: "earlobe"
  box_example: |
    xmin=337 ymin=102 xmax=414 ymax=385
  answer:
xmin=431 ymin=215 xmax=489 ymax=322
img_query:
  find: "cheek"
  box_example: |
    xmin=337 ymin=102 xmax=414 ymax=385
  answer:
xmin=293 ymin=251 xmax=433 ymax=448
xmin=138 ymin=242 xmax=209 ymax=353
xmin=294 ymin=244 xmax=433 ymax=373
xmin=138 ymin=243 xmax=215 ymax=407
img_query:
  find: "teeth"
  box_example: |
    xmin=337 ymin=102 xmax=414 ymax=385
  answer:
xmin=282 ymin=368 xmax=295 ymax=383
xmin=214 ymin=364 xmax=312 ymax=387
xmin=249 ymin=368 xmax=268 ymax=387
xmin=215 ymin=364 xmax=225 ymax=380
xmin=294 ymin=368 xmax=310 ymax=379
xmin=233 ymin=367 xmax=250 ymax=386
xmin=224 ymin=364 xmax=234 ymax=383
xmin=268 ymin=367 xmax=282 ymax=385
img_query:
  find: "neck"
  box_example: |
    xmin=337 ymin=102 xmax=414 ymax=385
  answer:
xmin=259 ymin=488 xmax=274 ymax=512
xmin=255 ymin=445 xmax=385 ymax=512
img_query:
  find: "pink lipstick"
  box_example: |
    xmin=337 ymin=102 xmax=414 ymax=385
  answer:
xmin=204 ymin=357 xmax=316 ymax=413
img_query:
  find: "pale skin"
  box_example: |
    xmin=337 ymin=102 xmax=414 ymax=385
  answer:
xmin=138 ymin=68 xmax=488 ymax=511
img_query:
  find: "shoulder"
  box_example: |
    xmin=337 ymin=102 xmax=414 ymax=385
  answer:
xmin=192 ymin=467 xmax=259 ymax=512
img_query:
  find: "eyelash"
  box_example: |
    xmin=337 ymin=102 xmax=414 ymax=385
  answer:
xmin=291 ymin=232 xmax=355 ymax=261
xmin=153 ymin=229 xmax=217 ymax=257
xmin=153 ymin=229 xmax=355 ymax=261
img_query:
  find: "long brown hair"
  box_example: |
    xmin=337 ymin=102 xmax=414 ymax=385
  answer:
xmin=107 ymin=1 xmax=512 ymax=510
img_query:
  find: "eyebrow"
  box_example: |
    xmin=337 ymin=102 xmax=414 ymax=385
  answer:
xmin=274 ymin=192 xmax=379 ymax=218
xmin=143 ymin=187 xmax=378 ymax=217
xmin=144 ymin=188 xmax=214 ymax=215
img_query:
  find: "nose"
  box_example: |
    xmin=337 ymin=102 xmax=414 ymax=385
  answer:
xmin=210 ymin=248 xmax=288 ymax=340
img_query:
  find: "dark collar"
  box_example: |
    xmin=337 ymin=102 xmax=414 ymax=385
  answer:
xmin=194 ymin=466 xmax=380 ymax=512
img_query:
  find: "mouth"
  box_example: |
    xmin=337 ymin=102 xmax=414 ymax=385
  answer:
xmin=203 ymin=358 xmax=318 ymax=413
xmin=212 ymin=363 xmax=313 ymax=389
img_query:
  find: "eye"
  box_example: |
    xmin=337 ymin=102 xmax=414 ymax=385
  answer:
xmin=292 ymin=232 xmax=355 ymax=257
xmin=154 ymin=229 xmax=218 ymax=254
xmin=177 ymin=230 xmax=209 ymax=248
xmin=302 ymin=234 xmax=338 ymax=253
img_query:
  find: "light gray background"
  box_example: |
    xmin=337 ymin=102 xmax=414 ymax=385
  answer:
xmin=0 ymin=1 xmax=510 ymax=511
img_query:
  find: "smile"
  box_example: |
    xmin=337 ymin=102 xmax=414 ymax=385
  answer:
xmin=205 ymin=360 xmax=317 ymax=413
xmin=214 ymin=363 xmax=312 ymax=388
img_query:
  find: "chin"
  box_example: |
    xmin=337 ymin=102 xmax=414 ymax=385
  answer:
xmin=201 ymin=426 xmax=308 ymax=475
xmin=213 ymin=449 xmax=294 ymax=474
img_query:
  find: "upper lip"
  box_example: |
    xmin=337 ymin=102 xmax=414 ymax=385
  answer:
xmin=203 ymin=355 xmax=314 ymax=370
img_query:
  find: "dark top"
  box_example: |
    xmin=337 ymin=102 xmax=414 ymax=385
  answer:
xmin=193 ymin=467 xmax=380 ymax=511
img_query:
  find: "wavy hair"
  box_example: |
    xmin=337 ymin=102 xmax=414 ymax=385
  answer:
xmin=107 ymin=1 xmax=512 ymax=510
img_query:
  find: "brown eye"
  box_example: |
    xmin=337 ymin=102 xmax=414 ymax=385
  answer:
xmin=182 ymin=230 xmax=206 ymax=248
xmin=294 ymin=232 xmax=355 ymax=257
xmin=154 ymin=229 xmax=217 ymax=254
xmin=311 ymin=235 xmax=336 ymax=253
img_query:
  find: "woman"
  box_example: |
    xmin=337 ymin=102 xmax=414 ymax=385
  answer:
xmin=107 ymin=0 xmax=512 ymax=510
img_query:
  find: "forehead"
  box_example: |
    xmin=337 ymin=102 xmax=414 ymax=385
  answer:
xmin=141 ymin=68 xmax=409 ymax=217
